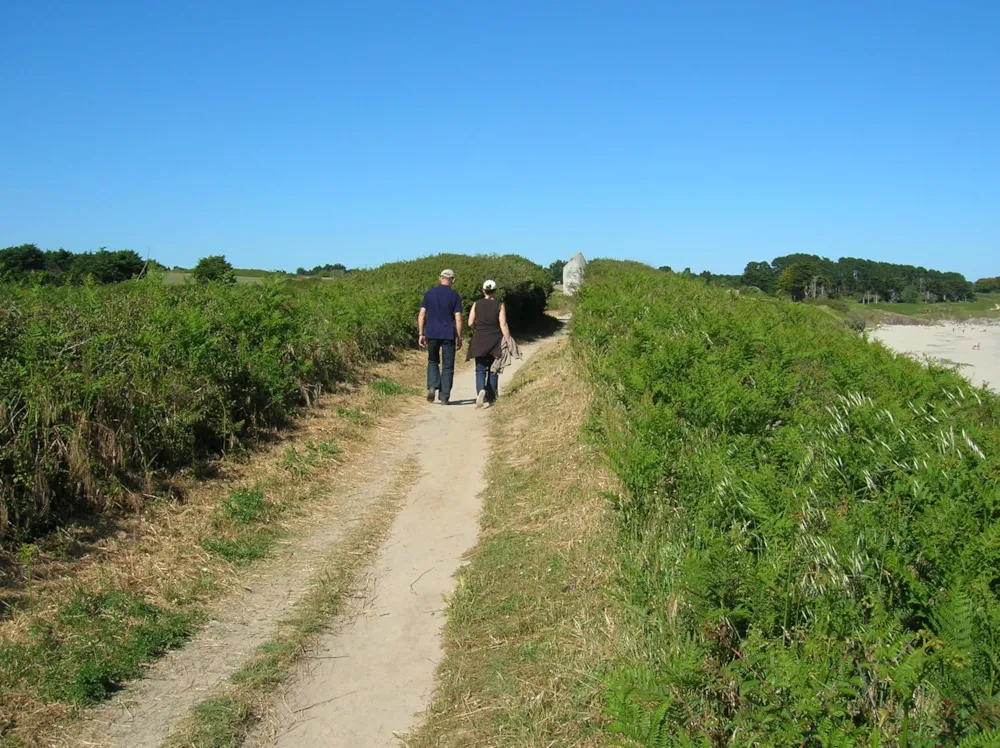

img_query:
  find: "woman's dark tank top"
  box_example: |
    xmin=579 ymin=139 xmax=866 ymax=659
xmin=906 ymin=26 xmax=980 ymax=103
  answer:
xmin=468 ymin=298 xmax=503 ymax=360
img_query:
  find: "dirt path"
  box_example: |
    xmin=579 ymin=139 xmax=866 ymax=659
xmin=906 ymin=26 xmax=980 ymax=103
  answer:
xmin=75 ymin=332 xmax=553 ymax=748
xmin=254 ymin=341 xmax=544 ymax=746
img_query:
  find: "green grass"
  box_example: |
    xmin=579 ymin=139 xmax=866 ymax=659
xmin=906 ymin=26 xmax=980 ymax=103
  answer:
xmin=218 ymin=488 xmax=268 ymax=525
xmin=370 ymin=377 xmax=410 ymax=396
xmin=200 ymin=487 xmax=283 ymax=564
xmin=162 ymin=271 xmax=264 ymax=285
xmin=335 ymin=407 xmax=371 ymax=424
xmin=0 ymin=590 xmax=198 ymax=713
xmin=845 ymin=292 xmax=1000 ymax=322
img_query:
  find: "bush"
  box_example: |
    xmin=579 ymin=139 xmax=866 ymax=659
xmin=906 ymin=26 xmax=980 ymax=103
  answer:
xmin=574 ymin=261 xmax=1000 ymax=744
xmin=0 ymin=254 xmax=549 ymax=538
xmin=192 ymin=255 xmax=236 ymax=285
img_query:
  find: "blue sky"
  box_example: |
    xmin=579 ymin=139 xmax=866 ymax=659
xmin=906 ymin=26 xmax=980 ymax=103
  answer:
xmin=2 ymin=1 xmax=998 ymax=278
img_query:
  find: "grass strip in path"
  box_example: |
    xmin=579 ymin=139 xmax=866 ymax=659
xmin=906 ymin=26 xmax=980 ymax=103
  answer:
xmin=407 ymin=338 xmax=633 ymax=747
xmin=164 ymin=456 xmax=420 ymax=748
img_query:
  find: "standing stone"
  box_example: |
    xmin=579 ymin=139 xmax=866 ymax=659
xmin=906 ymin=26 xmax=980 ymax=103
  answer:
xmin=562 ymin=252 xmax=587 ymax=295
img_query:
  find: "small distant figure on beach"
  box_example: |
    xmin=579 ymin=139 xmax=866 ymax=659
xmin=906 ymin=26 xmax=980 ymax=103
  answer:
xmin=974 ymin=342 xmax=981 ymax=350
xmin=418 ymin=268 xmax=463 ymax=405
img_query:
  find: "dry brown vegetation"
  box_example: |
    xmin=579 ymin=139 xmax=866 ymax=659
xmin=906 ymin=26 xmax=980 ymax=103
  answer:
xmin=408 ymin=338 xmax=635 ymax=747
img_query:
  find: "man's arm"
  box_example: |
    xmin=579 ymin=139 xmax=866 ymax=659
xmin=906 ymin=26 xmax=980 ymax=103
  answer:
xmin=453 ymin=293 xmax=463 ymax=349
xmin=418 ymin=307 xmax=427 ymax=348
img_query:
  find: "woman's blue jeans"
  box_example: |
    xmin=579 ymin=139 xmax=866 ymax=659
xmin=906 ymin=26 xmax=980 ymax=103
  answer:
xmin=475 ymin=356 xmax=499 ymax=402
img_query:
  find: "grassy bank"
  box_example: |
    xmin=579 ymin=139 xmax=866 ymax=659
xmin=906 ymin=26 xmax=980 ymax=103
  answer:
xmin=0 ymin=360 xmax=421 ymax=746
xmin=409 ymin=338 xmax=628 ymax=746
xmin=574 ymin=261 xmax=1000 ymax=745
xmin=0 ymin=254 xmax=548 ymax=540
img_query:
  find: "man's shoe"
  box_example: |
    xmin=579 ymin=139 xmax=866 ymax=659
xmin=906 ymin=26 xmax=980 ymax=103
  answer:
xmin=426 ymin=389 xmax=435 ymax=403
xmin=475 ymin=390 xmax=486 ymax=409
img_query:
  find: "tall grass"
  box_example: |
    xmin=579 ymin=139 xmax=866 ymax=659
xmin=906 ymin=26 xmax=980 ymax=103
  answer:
xmin=0 ymin=254 xmax=549 ymax=539
xmin=574 ymin=261 xmax=1000 ymax=745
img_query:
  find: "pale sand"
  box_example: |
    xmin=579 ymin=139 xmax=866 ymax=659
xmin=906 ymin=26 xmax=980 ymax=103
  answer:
xmin=871 ymin=322 xmax=1000 ymax=392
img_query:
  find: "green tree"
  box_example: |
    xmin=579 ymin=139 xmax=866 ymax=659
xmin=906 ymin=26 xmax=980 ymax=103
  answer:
xmin=742 ymin=260 xmax=776 ymax=293
xmin=776 ymin=263 xmax=815 ymax=301
xmin=0 ymin=244 xmax=46 ymax=280
xmin=193 ymin=255 xmax=236 ymax=285
xmin=976 ymin=277 xmax=1000 ymax=293
xmin=547 ymin=260 xmax=566 ymax=284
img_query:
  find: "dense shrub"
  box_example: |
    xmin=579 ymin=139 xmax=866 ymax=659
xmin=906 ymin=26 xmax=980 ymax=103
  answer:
xmin=0 ymin=254 xmax=548 ymax=538
xmin=0 ymin=244 xmax=147 ymax=285
xmin=574 ymin=261 xmax=1000 ymax=745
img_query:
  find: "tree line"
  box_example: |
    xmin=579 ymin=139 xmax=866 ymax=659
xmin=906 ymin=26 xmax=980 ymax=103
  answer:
xmin=296 ymin=263 xmax=350 ymax=277
xmin=0 ymin=244 xmax=159 ymax=285
xmin=685 ymin=253 xmax=987 ymax=303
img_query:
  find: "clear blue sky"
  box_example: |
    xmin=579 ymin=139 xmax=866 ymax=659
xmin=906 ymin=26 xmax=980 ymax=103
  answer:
xmin=2 ymin=1 xmax=998 ymax=278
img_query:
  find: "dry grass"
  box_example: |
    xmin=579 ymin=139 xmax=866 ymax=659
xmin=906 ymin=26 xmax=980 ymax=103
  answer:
xmin=0 ymin=351 xmax=428 ymax=746
xmin=406 ymin=338 xmax=633 ymax=747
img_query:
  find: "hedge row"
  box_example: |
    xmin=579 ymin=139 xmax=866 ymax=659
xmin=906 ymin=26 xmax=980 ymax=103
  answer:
xmin=0 ymin=254 xmax=549 ymax=538
xmin=574 ymin=261 xmax=1000 ymax=745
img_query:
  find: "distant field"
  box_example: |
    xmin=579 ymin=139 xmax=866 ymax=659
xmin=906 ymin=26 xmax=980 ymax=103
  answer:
xmin=846 ymin=292 xmax=1000 ymax=322
xmin=802 ymin=293 xmax=1000 ymax=328
xmin=164 ymin=271 xmax=266 ymax=285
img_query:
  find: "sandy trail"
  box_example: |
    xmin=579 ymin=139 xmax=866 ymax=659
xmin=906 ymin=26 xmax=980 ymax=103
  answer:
xmin=255 ymin=340 xmax=543 ymax=747
xmin=74 ymin=331 xmax=551 ymax=748
xmin=871 ymin=321 xmax=1000 ymax=392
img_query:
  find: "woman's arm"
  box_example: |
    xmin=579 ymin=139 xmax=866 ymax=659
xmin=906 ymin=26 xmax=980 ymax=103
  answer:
xmin=467 ymin=301 xmax=477 ymax=329
xmin=499 ymin=303 xmax=511 ymax=344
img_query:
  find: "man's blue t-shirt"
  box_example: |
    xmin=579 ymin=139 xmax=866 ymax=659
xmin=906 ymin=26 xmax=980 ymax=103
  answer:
xmin=421 ymin=285 xmax=463 ymax=340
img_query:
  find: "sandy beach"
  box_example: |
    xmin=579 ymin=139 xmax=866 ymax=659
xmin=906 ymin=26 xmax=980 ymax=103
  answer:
xmin=871 ymin=321 xmax=1000 ymax=392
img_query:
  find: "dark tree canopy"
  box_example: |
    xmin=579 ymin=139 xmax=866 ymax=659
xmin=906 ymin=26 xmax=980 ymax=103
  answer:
xmin=682 ymin=253 xmax=977 ymax=304
xmin=975 ymin=277 xmax=1000 ymax=293
xmin=547 ymin=259 xmax=566 ymax=284
xmin=298 ymin=263 xmax=348 ymax=278
xmin=193 ymin=255 xmax=236 ymax=285
xmin=0 ymin=244 xmax=146 ymax=285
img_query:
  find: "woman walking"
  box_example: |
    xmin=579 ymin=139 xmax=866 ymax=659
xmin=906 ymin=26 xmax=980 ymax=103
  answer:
xmin=466 ymin=279 xmax=512 ymax=409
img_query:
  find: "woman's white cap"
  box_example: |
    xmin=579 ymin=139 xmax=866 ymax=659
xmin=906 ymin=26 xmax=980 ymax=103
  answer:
xmin=482 ymin=279 xmax=497 ymax=291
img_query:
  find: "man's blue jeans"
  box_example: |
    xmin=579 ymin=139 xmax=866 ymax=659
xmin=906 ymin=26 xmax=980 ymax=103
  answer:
xmin=475 ymin=356 xmax=499 ymax=403
xmin=427 ymin=339 xmax=456 ymax=402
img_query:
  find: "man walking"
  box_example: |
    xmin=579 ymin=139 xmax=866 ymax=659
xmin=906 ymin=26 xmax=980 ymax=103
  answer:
xmin=418 ymin=268 xmax=463 ymax=404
